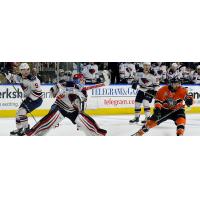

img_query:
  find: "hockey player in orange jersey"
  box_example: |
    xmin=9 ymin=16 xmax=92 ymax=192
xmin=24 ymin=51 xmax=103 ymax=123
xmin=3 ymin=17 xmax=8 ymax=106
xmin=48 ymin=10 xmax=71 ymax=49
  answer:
xmin=132 ymin=77 xmax=193 ymax=136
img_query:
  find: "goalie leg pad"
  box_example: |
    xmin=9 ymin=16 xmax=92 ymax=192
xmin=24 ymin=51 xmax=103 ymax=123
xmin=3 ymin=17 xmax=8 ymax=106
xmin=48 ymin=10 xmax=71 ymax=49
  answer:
xmin=26 ymin=109 xmax=64 ymax=136
xmin=75 ymin=112 xmax=107 ymax=136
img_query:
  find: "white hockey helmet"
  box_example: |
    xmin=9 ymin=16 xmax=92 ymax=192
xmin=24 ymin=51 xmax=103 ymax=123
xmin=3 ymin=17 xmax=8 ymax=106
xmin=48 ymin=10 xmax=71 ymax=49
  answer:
xmin=171 ymin=63 xmax=178 ymax=68
xmin=197 ymin=65 xmax=200 ymax=70
xmin=143 ymin=62 xmax=151 ymax=66
xmin=19 ymin=63 xmax=30 ymax=70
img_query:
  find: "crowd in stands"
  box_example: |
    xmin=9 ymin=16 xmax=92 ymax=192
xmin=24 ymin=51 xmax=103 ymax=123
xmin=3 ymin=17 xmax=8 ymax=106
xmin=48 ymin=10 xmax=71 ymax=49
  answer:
xmin=1 ymin=62 xmax=200 ymax=84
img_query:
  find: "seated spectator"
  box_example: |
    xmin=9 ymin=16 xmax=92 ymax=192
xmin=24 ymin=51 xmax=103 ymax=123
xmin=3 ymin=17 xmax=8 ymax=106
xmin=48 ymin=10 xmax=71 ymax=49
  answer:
xmin=191 ymin=65 xmax=200 ymax=84
xmin=150 ymin=62 xmax=166 ymax=84
xmin=53 ymin=68 xmax=68 ymax=83
xmin=179 ymin=64 xmax=194 ymax=84
xmin=166 ymin=63 xmax=182 ymax=82
xmin=32 ymin=67 xmax=43 ymax=83
xmin=81 ymin=63 xmax=99 ymax=84
xmin=119 ymin=62 xmax=136 ymax=84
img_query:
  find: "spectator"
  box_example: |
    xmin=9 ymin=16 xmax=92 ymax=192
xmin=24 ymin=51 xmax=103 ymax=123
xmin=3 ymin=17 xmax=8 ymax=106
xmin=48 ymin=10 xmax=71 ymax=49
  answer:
xmin=53 ymin=68 xmax=68 ymax=83
xmin=108 ymin=62 xmax=120 ymax=84
xmin=166 ymin=63 xmax=182 ymax=82
xmin=81 ymin=63 xmax=99 ymax=84
xmin=32 ymin=67 xmax=43 ymax=83
xmin=191 ymin=65 xmax=200 ymax=84
xmin=119 ymin=62 xmax=136 ymax=84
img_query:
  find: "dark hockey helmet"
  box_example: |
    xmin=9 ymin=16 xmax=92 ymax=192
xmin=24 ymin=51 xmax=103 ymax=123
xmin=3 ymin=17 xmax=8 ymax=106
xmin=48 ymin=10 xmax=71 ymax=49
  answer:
xmin=169 ymin=76 xmax=182 ymax=91
xmin=169 ymin=76 xmax=181 ymax=84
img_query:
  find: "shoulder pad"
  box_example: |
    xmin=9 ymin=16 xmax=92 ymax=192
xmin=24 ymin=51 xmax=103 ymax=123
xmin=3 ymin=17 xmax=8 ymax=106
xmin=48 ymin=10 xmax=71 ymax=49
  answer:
xmin=27 ymin=75 xmax=36 ymax=81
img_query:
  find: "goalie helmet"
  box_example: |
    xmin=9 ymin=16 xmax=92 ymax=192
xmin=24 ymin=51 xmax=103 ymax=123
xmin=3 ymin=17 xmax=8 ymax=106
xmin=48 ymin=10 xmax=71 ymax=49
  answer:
xmin=73 ymin=73 xmax=85 ymax=84
xmin=19 ymin=63 xmax=30 ymax=70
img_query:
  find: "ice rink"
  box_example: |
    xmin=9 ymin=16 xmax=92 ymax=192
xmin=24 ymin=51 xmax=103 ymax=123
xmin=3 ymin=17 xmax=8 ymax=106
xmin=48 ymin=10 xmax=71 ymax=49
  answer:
xmin=0 ymin=114 xmax=200 ymax=136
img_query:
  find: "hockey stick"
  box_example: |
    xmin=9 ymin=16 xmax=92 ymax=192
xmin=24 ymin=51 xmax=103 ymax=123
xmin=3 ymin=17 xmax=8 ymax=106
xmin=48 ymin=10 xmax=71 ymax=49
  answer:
xmin=1 ymin=72 xmax=38 ymax=123
xmin=83 ymin=83 xmax=106 ymax=91
xmin=131 ymin=106 xmax=184 ymax=136
xmin=155 ymin=107 xmax=184 ymax=124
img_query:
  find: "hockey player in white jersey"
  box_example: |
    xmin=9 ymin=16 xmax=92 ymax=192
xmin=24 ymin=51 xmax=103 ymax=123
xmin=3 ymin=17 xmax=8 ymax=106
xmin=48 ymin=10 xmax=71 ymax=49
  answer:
xmin=24 ymin=73 xmax=108 ymax=136
xmin=191 ymin=65 xmax=200 ymax=84
xmin=129 ymin=62 xmax=160 ymax=124
xmin=1 ymin=63 xmax=43 ymax=135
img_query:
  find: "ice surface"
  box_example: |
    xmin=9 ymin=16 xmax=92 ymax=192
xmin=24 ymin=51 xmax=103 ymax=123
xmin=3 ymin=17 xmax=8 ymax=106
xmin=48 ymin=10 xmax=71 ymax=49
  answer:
xmin=0 ymin=114 xmax=200 ymax=136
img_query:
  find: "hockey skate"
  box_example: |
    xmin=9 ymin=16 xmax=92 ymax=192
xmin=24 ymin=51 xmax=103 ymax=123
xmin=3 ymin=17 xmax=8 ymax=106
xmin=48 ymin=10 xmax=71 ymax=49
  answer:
xmin=17 ymin=125 xmax=30 ymax=136
xmin=141 ymin=117 xmax=150 ymax=124
xmin=129 ymin=117 xmax=139 ymax=124
xmin=10 ymin=128 xmax=24 ymax=136
xmin=131 ymin=129 xmax=145 ymax=136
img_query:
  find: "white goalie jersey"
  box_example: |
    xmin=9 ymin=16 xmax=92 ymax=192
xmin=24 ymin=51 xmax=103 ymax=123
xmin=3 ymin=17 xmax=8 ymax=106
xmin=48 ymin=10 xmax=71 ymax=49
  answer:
xmin=50 ymin=81 xmax=87 ymax=113
xmin=5 ymin=73 xmax=42 ymax=100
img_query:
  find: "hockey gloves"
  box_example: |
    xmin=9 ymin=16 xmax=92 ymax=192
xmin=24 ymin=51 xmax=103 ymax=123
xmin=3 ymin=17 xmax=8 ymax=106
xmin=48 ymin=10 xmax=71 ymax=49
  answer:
xmin=131 ymin=81 xmax=138 ymax=90
xmin=185 ymin=95 xmax=193 ymax=107
xmin=145 ymin=90 xmax=156 ymax=101
xmin=153 ymin=108 xmax=162 ymax=121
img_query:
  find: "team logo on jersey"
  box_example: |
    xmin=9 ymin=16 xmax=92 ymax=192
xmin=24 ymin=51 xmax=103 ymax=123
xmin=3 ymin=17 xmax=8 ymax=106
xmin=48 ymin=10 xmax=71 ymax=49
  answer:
xmin=20 ymin=83 xmax=28 ymax=91
xmin=126 ymin=67 xmax=132 ymax=72
xmin=141 ymin=78 xmax=149 ymax=84
xmin=164 ymin=92 xmax=168 ymax=97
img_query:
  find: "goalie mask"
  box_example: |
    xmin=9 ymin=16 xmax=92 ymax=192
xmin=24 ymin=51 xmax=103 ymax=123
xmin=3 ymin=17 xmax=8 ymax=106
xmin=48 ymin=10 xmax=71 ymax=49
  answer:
xmin=73 ymin=73 xmax=85 ymax=85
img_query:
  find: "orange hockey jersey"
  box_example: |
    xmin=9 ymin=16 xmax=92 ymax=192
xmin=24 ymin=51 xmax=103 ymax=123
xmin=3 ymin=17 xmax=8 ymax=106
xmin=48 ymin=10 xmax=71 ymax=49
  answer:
xmin=155 ymin=85 xmax=189 ymax=110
